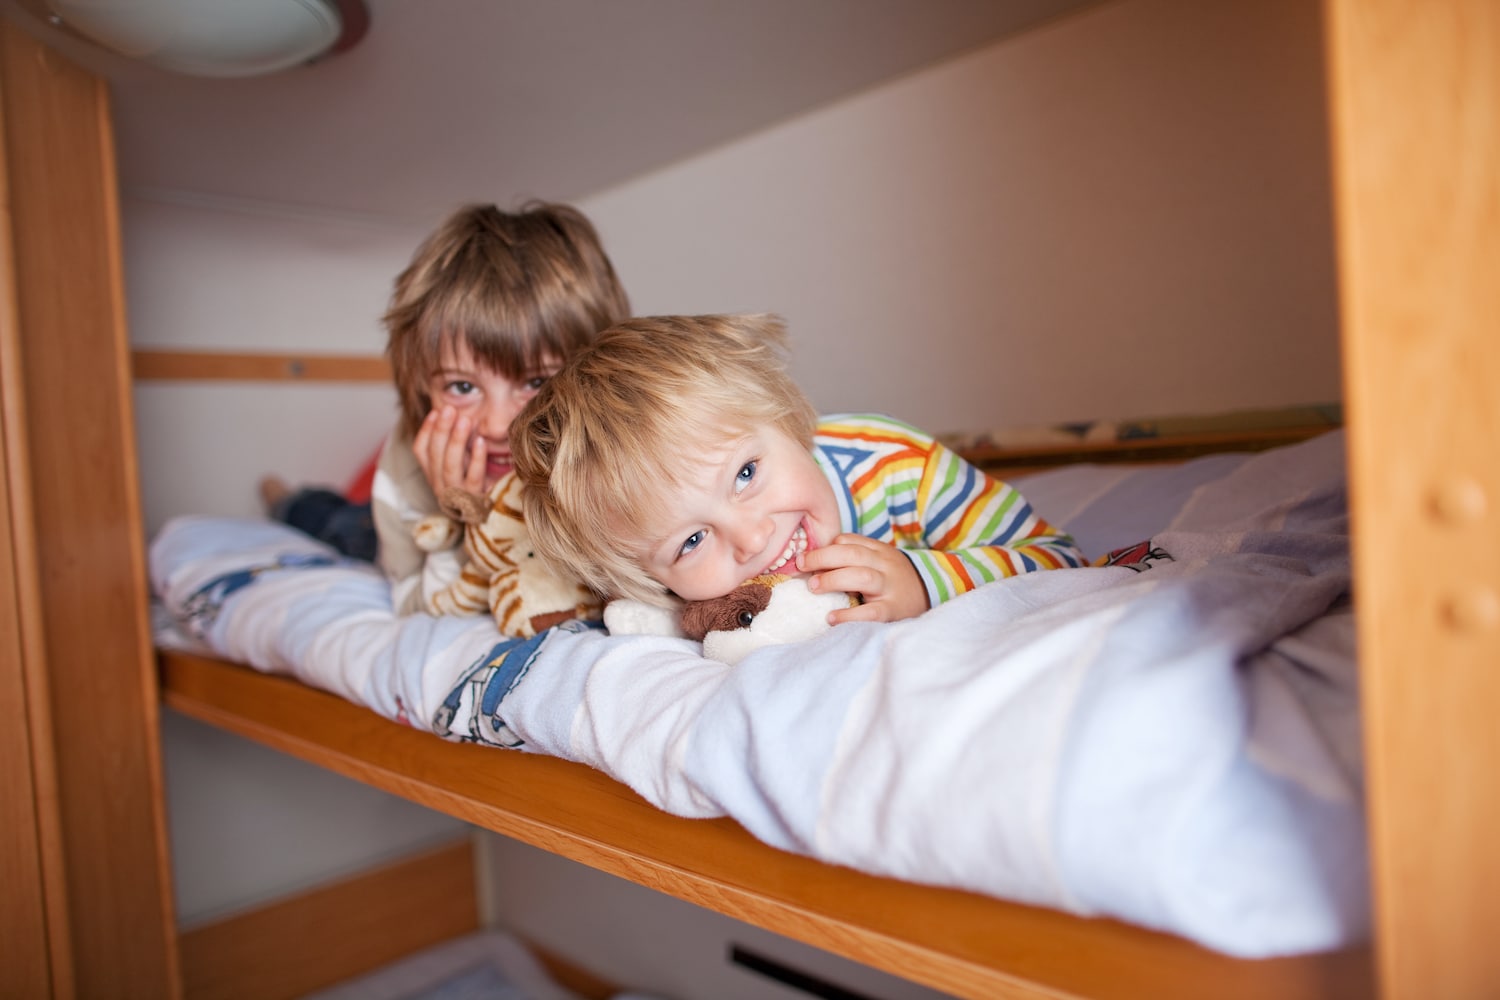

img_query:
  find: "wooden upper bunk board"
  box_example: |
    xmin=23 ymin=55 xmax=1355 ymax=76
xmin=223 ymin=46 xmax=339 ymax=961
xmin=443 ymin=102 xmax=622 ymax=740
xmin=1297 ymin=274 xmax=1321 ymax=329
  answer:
xmin=158 ymin=647 xmax=1373 ymax=1000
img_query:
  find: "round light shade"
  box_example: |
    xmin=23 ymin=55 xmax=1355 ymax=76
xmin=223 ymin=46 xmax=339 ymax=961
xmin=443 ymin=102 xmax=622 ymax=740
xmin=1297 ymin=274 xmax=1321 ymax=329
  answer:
xmin=46 ymin=0 xmax=367 ymax=77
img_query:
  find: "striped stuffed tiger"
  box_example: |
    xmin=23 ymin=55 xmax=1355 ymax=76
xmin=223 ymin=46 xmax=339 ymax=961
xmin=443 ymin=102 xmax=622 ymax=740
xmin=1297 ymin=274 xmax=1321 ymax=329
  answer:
xmin=413 ymin=471 xmax=603 ymax=637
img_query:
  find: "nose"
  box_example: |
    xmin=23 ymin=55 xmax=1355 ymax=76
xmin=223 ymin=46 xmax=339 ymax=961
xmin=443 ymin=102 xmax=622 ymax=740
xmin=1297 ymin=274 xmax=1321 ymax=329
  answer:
xmin=728 ymin=511 xmax=774 ymax=562
xmin=477 ymin=392 xmax=527 ymax=439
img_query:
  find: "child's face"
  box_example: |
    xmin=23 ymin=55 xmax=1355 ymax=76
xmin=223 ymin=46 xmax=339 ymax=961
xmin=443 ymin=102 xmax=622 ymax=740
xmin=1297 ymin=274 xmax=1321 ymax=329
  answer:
xmin=426 ymin=339 xmax=560 ymax=489
xmin=632 ymin=424 xmax=841 ymax=602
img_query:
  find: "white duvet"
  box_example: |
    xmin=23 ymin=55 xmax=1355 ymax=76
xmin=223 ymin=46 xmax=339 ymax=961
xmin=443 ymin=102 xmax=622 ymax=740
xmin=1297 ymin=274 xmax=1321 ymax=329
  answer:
xmin=150 ymin=431 xmax=1368 ymax=958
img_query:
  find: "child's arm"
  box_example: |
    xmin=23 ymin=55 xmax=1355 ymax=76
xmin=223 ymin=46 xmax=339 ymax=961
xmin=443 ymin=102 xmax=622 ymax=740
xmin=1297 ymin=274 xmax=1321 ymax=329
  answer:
xmin=802 ymin=415 xmax=1087 ymax=623
xmin=895 ymin=454 xmax=1088 ymax=603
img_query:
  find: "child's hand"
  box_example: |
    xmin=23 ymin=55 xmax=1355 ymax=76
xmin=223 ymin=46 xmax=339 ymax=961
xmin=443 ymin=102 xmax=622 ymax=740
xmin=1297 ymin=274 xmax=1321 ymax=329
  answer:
xmin=413 ymin=406 xmax=487 ymax=500
xmin=797 ymin=534 xmax=930 ymax=624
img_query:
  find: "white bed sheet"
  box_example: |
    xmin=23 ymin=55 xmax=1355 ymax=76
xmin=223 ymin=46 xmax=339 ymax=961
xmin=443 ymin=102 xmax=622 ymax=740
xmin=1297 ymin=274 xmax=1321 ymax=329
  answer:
xmin=150 ymin=431 xmax=1367 ymax=958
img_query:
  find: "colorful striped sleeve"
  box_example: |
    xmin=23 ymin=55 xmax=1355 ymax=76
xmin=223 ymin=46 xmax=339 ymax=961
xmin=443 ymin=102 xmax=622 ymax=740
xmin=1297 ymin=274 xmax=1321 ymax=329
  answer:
xmin=815 ymin=414 xmax=1087 ymax=607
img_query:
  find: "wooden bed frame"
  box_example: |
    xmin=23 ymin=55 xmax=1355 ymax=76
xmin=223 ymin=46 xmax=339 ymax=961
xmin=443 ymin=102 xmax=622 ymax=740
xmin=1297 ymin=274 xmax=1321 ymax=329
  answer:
xmin=3 ymin=2 xmax=1495 ymax=997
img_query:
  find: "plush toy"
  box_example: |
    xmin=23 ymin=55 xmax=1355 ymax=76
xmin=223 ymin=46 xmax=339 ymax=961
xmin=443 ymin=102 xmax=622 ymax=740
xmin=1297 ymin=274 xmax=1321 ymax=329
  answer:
xmin=606 ymin=572 xmax=857 ymax=665
xmin=601 ymin=598 xmax=686 ymax=639
xmin=413 ymin=472 xmax=603 ymax=638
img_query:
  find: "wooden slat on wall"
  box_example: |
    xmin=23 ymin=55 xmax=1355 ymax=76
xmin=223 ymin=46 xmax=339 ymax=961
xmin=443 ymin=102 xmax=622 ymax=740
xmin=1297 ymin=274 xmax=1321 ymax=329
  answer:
xmin=179 ymin=840 xmax=479 ymax=1000
xmin=1 ymin=21 xmax=180 ymax=998
xmin=1325 ymin=0 xmax=1500 ymax=997
xmin=176 ymin=836 xmax=619 ymax=1000
xmin=132 ymin=350 xmax=391 ymax=383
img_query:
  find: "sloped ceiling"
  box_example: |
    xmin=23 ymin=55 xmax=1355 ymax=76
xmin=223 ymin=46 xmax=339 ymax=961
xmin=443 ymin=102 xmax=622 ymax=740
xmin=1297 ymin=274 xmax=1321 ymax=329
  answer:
xmin=6 ymin=0 xmax=1103 ymax=223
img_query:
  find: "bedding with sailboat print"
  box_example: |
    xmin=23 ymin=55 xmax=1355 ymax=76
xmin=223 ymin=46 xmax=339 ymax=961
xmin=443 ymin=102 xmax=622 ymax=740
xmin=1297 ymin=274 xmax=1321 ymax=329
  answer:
xmin=149 ymin=430 xmax=1368 ymax=959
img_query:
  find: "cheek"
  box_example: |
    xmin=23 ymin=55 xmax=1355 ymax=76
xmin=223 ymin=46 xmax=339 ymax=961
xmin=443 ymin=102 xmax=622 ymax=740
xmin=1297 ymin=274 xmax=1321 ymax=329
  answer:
xmin=489 ymin=394 xmax=529 ymax=425
xmin=448 ymin=395 xmax=485 ymax=417
xmin=800 ymin=478 xmax=840 ymax=541
xmin=664 ymin=561 xmax=733 ymax=604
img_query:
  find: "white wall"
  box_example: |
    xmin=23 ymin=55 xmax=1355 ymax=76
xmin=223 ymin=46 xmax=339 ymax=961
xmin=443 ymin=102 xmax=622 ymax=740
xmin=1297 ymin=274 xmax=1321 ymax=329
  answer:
xmin=582 ymin=0 xmax=1339 ymax=433
xmin=127 ymin=199 xmax=423 ymax=536
xmin=130 ymin=0 xmax=1336 ymax=534
xmin=131 ymin=0 xmax=1340 ymax=971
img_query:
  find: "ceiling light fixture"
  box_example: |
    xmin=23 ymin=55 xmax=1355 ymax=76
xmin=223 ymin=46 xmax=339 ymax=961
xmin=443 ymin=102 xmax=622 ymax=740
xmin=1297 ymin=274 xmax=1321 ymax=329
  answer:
xmin=42 ymin=0 xmax=369 ymax=77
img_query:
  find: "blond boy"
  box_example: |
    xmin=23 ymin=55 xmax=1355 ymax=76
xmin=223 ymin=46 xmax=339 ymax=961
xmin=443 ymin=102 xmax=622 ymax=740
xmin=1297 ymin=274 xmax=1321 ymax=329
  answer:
xmin=511 ymin=314 xmax=1085 ymax=625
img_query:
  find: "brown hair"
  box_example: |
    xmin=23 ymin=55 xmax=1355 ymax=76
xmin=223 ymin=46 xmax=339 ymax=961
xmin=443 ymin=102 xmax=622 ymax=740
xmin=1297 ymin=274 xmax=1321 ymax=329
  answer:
xmin=511 ymin=313 xmax=818 ymax=605
xmin=384 ymin=201 xmax=630 ymax=437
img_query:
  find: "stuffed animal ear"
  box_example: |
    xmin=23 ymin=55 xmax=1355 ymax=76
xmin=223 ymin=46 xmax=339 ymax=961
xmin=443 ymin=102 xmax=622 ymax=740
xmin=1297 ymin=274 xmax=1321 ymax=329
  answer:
xmin=680 ymin=582 xmax=773 ymax=641
xmin=438 ymin=486 xmax=490 ymax=526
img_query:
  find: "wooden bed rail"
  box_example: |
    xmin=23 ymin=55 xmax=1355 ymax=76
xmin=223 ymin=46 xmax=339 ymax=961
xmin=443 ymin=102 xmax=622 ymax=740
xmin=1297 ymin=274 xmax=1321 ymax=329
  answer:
xmin=159 ymin=649 xmax=1374 ymax=1000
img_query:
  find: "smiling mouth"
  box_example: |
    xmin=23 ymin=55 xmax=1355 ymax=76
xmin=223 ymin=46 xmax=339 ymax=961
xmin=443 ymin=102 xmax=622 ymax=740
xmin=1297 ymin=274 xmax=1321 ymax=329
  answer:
xmin=764 ymin=523 xmax=809 ymax=575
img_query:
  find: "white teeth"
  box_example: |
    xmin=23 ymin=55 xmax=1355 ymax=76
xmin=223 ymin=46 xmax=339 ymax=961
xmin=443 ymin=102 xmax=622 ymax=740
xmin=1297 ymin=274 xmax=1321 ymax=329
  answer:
xmin=767 ymin=525 xmax=807 ymax=574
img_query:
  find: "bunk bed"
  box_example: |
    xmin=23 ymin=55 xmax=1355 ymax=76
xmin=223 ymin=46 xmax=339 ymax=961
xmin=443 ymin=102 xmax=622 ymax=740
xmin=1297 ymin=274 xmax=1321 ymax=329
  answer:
xmin=2 ymin=2 xmax=1496 ymax=998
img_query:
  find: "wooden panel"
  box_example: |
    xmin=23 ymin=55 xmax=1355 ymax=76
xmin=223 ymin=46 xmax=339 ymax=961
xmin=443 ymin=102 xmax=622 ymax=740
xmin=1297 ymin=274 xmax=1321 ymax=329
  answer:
xmin=162 ymin=651 xmax=1374 ymax=1000
xmin=179 ymin=839 xmax=479 ymax=1000
xmin=0 ymin=20 xmax=179 ymax=998
xmin=0 ymin=284 xmax=66 ymax=996
xmin=132 ymin=349 xmax=392 ymax=383
xmin=1324 ymin=1 xmax=1500 ymax=997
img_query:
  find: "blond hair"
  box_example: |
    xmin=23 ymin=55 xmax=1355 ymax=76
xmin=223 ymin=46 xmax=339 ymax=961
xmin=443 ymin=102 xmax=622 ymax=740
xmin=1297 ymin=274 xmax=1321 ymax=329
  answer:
xmin=385 ymin=202 xmax=630 ymax=437
xmin=511 ymin=314 xmax=818 ymax=605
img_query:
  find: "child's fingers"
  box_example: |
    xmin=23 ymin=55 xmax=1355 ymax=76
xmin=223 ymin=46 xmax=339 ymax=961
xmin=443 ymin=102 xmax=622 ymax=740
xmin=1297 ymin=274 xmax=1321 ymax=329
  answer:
xmin=412 ymin=408 xmax=437 ymax=453
xmin=797 ymin=533 xmax=884 ymax=573
xmin=412 ymin=409 xmax=445 ymax=484
xmin=437 ymin=414 xmax=472 ymax=488
xmin=827 ymin=600 xmax=898 ymax=625
xmin=462 ymin=436 xmax=487 ymax=492
xmin=804 ymin=536 xmax=907 ymax=589
xmin=808 ymin=564 xmax=886 ymax=599
xmin=801 ymin=534 xmax=929 ymax=622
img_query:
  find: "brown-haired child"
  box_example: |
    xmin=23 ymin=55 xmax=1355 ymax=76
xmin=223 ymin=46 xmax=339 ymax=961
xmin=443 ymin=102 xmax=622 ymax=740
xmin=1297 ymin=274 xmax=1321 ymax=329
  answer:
xmin=263 ymin=201 xmax=630 ymax=614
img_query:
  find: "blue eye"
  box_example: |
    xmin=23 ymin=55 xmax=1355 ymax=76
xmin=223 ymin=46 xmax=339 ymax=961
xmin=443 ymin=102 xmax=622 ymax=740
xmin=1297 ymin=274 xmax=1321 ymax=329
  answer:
xmin=448 ymin=380 xmax=475 ymax=395
xmin=679 ymin=530 xmax=705 ymax=558
xmin=735 ymin=461 xmax=757 ymax=492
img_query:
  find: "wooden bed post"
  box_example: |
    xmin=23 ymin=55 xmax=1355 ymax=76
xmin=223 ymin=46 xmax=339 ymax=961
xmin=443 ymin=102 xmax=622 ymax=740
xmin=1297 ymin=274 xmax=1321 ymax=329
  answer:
xmin=0 ymin=18 xmax=181 ymax=999
xmin=1325 ymin=0 xmax=1500 ymax=997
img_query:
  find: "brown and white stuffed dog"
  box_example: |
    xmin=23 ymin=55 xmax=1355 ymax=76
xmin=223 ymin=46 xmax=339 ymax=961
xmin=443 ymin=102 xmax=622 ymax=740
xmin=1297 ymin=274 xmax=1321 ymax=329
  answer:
xmin=606 ymin=573 xmax=858 ymax=665
xmin=413 ymin=472 xmax=603 ymax=638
